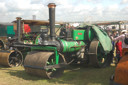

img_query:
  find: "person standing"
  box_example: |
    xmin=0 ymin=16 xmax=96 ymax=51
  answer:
xmin=110 ymin=31 xmax=117 ymax=50
xmin=115 ymin=40 xmax=122 ymax=63
xmin=110 ymin=31 xmax=118 ymax=64
xmin=112 ymin=30 xmax=128 ymax=49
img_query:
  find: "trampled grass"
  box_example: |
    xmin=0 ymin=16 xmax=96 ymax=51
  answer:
xmin=0 ymin=65 xmax=115 ymax=85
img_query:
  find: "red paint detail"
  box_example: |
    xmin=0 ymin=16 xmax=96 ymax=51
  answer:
xmin=78 ymin=33 xmax=82 ymax=35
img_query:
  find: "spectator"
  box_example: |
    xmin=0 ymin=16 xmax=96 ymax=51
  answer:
xmin=112 ymin=30 xmax=128 ymax=48
xmin=110 ymin=31 xmax=117 ymax=64
xmin=110 ymin=31 xmax=117 ymax=51
xmin=115 ymin=40 xmax=122 ymax=63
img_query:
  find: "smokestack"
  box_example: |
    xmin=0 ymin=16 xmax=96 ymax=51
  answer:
xmin=48 ymin=3 xmax=56 ymax=41
xmin=33 ymin=15 xmax=36 ymax=20
xmin=16 ymin=17 xmax=22 ymax=42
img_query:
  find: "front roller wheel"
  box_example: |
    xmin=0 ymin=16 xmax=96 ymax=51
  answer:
xmin=88 ymin=38 xmax=113 ymax=68
xmin=0 ymin=50 xmax=23 ymax=67
xmin=24 ymin=51 xmax=66 ymax=79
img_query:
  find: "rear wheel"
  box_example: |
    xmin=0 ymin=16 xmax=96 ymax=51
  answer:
xmin=89 ymin=38 xmax=113 ymax=67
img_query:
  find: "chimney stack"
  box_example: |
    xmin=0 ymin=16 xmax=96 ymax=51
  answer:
xmin=48 ymin=3 xmax=56 ymax=41
xmin=16 ymin=17 xmax=22 ymax=42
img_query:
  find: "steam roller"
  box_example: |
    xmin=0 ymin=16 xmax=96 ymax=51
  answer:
xmin=0 ymin=50 xmax=23 ymax=67
xmin=0 ymin=3 xmax=113 ymax=78
xmin=22 ymin=3 xmax=113 ymax=78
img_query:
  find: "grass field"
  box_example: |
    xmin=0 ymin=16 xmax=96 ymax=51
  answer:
xmin=0 ymin=65 xmax=115 ymax=85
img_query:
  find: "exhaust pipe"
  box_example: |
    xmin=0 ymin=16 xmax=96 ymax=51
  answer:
xmin=48 ymin=3 xmax=56 ymax=41
xmin=16 ymin=17 xmax=22 ymax=42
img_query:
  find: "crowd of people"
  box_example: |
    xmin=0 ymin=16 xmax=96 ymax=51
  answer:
xmin=110 ymin=30 xmax=128 ymax=64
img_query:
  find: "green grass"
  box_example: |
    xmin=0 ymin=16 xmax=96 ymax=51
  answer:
xmin=0 ymin=65 xmax=115 ymax=85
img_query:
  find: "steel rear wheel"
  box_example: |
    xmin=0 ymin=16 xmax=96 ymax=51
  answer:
xmin=89 ymin=38 xmax=112 ymax=68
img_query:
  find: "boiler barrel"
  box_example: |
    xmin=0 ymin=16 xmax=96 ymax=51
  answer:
xmin=60 ymin=40 xmax=85 ymax=52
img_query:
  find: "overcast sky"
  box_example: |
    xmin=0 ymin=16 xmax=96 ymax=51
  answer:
xmin=0 ymin=0 xmax=128 ymax=22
